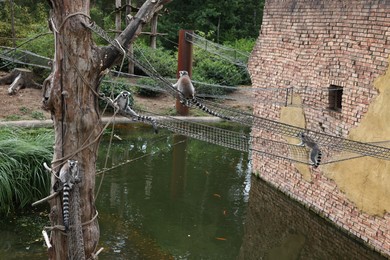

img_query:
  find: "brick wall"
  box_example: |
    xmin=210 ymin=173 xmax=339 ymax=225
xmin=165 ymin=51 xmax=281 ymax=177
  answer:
xmin=249 ymin=0 xmax=390 ymax=257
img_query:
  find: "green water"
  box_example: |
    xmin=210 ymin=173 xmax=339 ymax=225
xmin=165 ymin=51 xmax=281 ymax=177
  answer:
xmin=96 ymin=126 xmax=251 ymax=259
xmin=0 ymin=125 xmax=385 ymax=259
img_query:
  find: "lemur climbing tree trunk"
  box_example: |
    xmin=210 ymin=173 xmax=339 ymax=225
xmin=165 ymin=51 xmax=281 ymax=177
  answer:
xmin=44 ymin=0 xmax=171 ymax=259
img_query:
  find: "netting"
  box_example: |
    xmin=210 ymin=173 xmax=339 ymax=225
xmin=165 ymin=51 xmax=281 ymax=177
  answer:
xmin=184 ymin=32 xmax=250 ymax=68
xmin=2 ymin=21 xmax=390 ymax=166
xmin=0 ymin=46 xmax=52 ymax=70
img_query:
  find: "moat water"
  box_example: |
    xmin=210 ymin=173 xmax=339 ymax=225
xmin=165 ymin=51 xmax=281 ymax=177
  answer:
xmin=0 ymin=125 xmax=385 ymax=259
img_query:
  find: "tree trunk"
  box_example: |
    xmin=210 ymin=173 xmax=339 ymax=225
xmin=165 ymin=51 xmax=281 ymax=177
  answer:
xmin=0 ymin=68 xmax=41 ymax=95
xmin=45 ymin=0 xmax=171 ymax=259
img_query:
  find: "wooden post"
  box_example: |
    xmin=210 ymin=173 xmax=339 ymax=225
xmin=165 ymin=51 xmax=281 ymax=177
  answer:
xmin=126 ymin=0 xmax=134 ymax=74
xmin=150 ymin=14 xmax=158 ymax=49
xmin=115 ymin=0 xmax=122 ymax=37
xmin=176 ymin=29 xmax=193 ymax=116
xmin=10 ymin=0 xmax=16 ymax=48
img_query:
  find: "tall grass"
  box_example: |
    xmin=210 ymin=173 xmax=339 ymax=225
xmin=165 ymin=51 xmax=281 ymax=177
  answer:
xmin=0 ymin=127 xmax=53 ymax=215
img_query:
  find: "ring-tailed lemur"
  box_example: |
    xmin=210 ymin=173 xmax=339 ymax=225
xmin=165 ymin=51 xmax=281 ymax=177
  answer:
xmin=296 ymin=132 xmax=322 ymax=168
xmin=113 ymin=91 xmax=158 ymax=134
xmin=173 ymin=71 xmax=230 ymax=120
xmin=53 ymin=159 xmax=81 ymax=231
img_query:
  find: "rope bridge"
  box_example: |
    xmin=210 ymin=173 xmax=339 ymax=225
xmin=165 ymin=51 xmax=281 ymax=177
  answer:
xmin=0 ymin=46 xmax=52 ymax=70
xmin=2 ymin=23 xmax=390 ymax=166
xmin=184 ymin=32 xmax=250 ymax=69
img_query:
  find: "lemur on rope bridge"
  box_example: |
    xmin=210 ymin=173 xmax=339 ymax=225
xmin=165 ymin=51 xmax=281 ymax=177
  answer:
xmin=53 ymin=159 xmax=82 ymax=231
xmin=112 ymin=91 xmax=158 ymax=134
xmin=295 ymin=132 xmax=322 ymax=168
xmin=173 ymin=71 xmax=230 ymax=120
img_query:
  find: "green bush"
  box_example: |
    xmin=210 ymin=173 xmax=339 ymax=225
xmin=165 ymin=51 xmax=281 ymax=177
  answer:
xmin=192 ymin=48 xmax=250 ymax=96
xmin=0 ymin=127 xmax=53 ymax=215
xmin=99 ymin=78 xmax=135 ymax=111
xmin=134 ymin=77 xmax=164 ymax=97
xmin=224 ymin=38 xmax=256 ymax=54
xmin=133 ymin=44 xmax=176 ymax=78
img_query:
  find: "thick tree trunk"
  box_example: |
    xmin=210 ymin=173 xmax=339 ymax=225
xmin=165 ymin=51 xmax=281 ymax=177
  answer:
xmin=47 ymin=2 xmax=101 ymax=259
xmin=44 ymin=0 xmax=171 ymax=259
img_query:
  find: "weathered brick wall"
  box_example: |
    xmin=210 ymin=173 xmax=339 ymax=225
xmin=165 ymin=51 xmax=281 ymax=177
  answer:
xmin=249 ymin=0 xmax=390 ymax=257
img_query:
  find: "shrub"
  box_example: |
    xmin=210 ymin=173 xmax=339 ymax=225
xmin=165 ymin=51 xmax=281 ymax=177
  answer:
xmin=0 ymin=127 xmax=53 ymax=215
xmin=133 ymin=44 xmax=176 ymax=78
xmin=99 ymin=78 xmax=135 ymax=111
xmin=134 ymin=77 xmax=164 ymax=97
xmin=192 ymin=48 xmax=250 ymax=96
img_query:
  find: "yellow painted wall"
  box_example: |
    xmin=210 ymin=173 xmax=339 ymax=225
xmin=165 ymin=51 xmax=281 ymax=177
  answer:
xmin=279 ymin=94 xmax=312 ymax=181
xmin=322 ymin=58 xmax=390 ymax=216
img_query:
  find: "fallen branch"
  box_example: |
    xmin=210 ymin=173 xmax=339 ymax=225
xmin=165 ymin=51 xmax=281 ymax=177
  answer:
xmin=32 ymin=192 xmax=59 ymax=207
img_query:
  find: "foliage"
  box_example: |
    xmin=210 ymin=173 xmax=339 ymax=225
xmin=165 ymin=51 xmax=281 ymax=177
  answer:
xmin=159 ymin=0 xmax=265 ymax=50
xmin=99 ymin=77 xmax=135 ymax=111
xmin=0 ymin=127 xmax=53 ymax=215
xmin=224 ymin=38 xmax=256 ymax=54
xmin=134 ymin=77 xmax=163 ymax=97
xmin=192 ymin=48 xmax=250 ymax=96
xmin=133 ymin=44 xmax=177 ymax=78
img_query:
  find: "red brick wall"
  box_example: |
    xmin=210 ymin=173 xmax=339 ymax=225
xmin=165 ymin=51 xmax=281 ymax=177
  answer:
xmin=249 ymin=0 xmax=390 ymax=257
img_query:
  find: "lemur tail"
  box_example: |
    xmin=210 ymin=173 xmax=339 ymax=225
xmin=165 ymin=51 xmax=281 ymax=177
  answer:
xmin=316 ymin=150 xmax=322 ymax=167
xmin=190 ymin=97 xmax=230 ymax=120
xmin=313 ymin=150 xmax=322 ymax=168
xmin=62 ymin=184 xmax=70 ymax=231
xmin=137 ymin=115 xmax=159 ymax=134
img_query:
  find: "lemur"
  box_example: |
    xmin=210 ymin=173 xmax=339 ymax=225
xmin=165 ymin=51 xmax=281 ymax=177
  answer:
xmin=113 ymin=91 xmax=158 ymax=134
xmin=296 ymin=132 xmax=322 ymax=168
xmin=173 ymin=71 xmax=230 ymax=120
xmin=53 ymin=159 xmax=81 ymax=231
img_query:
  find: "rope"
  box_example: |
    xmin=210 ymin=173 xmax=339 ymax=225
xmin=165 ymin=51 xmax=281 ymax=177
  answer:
xmin=185 ymin=32 xmax=250 ymax=68
xmin=85 ymin=20 xmax=390 ymax=163
xmin=58 ymin=12 xmax=92 ymax=32
xmin=2 ymin=19 xmax=390 ymax=165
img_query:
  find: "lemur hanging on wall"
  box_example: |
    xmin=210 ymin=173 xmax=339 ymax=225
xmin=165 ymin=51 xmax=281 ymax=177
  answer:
xmin=112 ymin=91 xmax=158 ymax=134
xmin=296 ymin=132 xmax=322 ymax=168
xmin=53 ymin=159 xmax=82 ymax=231
xmin=173 ymin=71 xmax=230 ymax=120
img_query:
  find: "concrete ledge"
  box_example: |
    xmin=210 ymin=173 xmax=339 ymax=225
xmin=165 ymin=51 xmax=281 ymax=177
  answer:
xmin=0 ymin=116 xmax=223 ymax=128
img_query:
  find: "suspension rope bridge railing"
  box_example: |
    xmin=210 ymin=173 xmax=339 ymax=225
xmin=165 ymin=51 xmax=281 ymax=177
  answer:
xmin=3 ymin=22 xmax=390 ymax=165
xmin=184 ymin=32 xmax=250 ymax=68
xmin=83 ymin=21 xmax=390 ymax=162
xmin=0 ymin=46 xmax=52 ymax=70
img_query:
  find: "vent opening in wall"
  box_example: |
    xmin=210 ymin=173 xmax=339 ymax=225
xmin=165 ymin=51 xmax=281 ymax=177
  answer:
xmin=328 ymin=85 xmax=343 ymax=112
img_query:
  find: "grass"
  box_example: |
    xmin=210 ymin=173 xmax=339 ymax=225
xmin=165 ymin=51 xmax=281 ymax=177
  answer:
xmin=0 ymin=127 xmax=54 ymax=215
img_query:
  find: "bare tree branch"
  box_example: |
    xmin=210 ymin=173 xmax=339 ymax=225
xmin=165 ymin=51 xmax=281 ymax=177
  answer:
xmin=100 ymin=0 xmax=172 ymax=70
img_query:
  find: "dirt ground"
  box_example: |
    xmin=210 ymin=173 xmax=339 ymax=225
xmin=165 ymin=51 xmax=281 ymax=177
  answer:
xmin=0 ymin=71 xmax=252 ymax=121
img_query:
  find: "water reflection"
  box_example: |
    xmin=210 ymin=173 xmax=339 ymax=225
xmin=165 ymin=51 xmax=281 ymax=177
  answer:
xmin=0 ymin=125 xmax=382 ymax=259
xmin=238 ymin=178 xmax=386 ymax=260
xmin=96 ymin=127 xmax=250 ymax=259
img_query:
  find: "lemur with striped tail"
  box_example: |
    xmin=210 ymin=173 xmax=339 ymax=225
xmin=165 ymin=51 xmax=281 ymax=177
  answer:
xmin=173 ymin=71 xmax=230 ymax=120
xmin=296 ymin=132 xmax=322 ymax=168
xmin=113 ymin=91 xmax=159 ymax=134
xmin=53 ymin=159 xmax=81 ymax=231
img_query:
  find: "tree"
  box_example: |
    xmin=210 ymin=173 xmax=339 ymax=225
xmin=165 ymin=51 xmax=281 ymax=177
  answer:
xmin=44 ymin=0 xmax=171 ymax=259
xmin=158 ymin=0 xmax=265 ymax=47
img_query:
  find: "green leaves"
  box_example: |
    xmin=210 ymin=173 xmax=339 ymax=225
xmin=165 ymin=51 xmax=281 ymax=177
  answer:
xmin=0 ymin=128 xmax=53 ymax=215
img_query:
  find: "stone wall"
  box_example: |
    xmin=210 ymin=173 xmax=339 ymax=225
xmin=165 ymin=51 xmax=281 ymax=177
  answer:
xmin=249 ymin=0 xmax=390 ymax=257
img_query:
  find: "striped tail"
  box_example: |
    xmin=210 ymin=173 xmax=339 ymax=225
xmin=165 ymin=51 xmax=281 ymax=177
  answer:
xmin=310 ymin=148 xmax=322 ymax=168
xmin=190 ymin=97 xmax=231 ymax=120
xmin=137 ymin=115 xmax=158 ymax=134
xmin=62 ymin=184 xmax=70 ymax=231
